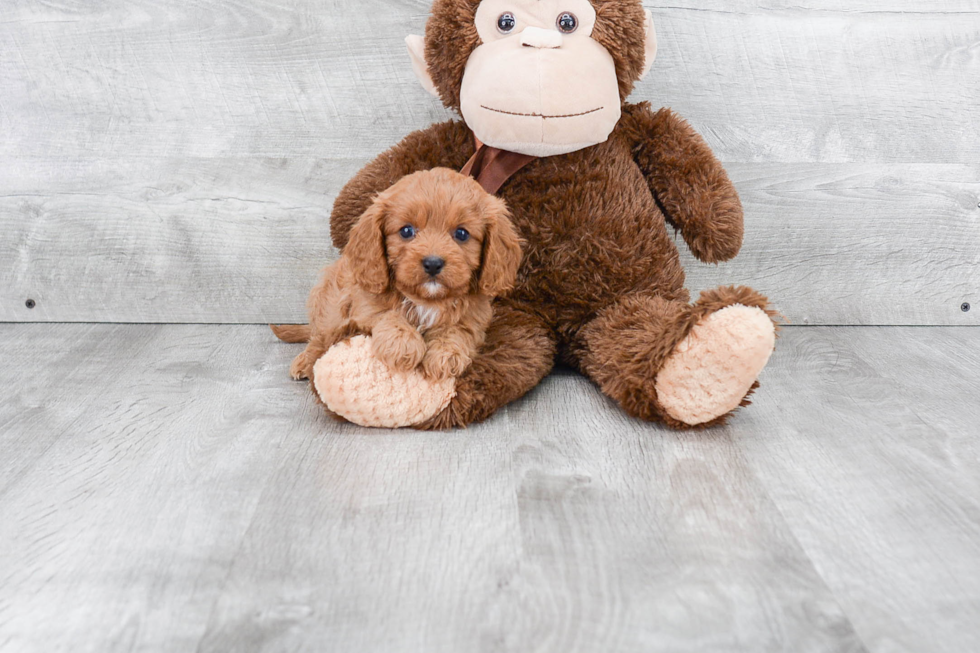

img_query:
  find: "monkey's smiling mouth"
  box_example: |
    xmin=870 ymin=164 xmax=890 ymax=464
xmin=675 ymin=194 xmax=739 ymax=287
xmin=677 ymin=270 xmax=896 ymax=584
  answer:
xmin=480 ymin=105 xmax=604 ymax=119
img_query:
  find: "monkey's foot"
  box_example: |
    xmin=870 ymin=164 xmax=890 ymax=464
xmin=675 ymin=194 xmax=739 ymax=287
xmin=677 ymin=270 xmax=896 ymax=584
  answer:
xmin=313 ymin=336 xmax=456 ymax=429
xmin=655 ymin=305 xmax=775 ymax=426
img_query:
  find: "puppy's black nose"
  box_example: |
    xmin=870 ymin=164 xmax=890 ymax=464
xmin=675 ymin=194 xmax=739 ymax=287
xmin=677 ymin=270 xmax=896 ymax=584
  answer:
xmin=422 ymin=256 xmax=445 ymax=277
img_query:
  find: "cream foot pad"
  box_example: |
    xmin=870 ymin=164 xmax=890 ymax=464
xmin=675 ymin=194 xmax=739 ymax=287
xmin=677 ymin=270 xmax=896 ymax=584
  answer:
xmin=313 ymin=336 xmax=456 ymax=429
xmin=655 ymin=305 xmax=776 ymax=426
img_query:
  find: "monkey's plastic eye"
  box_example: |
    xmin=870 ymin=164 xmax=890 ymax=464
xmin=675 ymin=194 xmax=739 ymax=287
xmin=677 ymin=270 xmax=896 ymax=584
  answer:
xmin=557 ymin=12 xmax=578 ymax=33
xmin=453 ymin=227 xmax=470 ymax=243
xmin=399 ymin=225 xmax=416 ymax=239
xmin=497 ymin=12 xmax=516 ymax=33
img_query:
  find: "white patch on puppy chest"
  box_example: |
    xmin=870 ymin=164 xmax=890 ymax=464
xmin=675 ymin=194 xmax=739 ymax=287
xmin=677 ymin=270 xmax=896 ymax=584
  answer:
xmin=403 ymin=298 xmax=441 ymax=332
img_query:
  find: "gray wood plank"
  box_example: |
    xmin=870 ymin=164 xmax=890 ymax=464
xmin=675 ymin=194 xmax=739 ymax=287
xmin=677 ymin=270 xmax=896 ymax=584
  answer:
xmin=2 ymin=160 xmax=977 ymax=325
xmin=655 ymin=1 xmax=980 ymax=10
xmin=3 ymin=324 xmax=980 ymax=651
xmin=0 ymin=324 xmax=329 ymax=652
xmin=0 ymin=156 xmax=340 ymax=323
xmin=194 ymin=370 xmax=866 ymax=653
xmin=685 ymin=164 xmax=980 ymax=326
xmin=0 ymin=324 xmax=158 ymax=497
xmin=1 ymin=1 xmax=978 ymax=164
xmin=0 ymin=324 xmax=871 ymax=653
xmin=729 ymin=326 xmax=980 ymax=653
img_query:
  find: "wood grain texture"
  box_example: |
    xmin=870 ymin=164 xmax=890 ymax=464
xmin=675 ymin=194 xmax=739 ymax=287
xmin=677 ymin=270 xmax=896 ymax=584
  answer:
xmin=0 ymin=324 xmax=328 ymax=652
xmin=194 ymin=379 xmax=863 ymax=653
xmin=1 ymin=1 xmax=978 ymax=164
xmin=730 ymin=326 xmax=980 ymax=653
xmin=2 ymin=160 xmax=977 ymax=325
xmin=0 ymin=156 xmax=341 ymax=323
xmin=3 ymin=1 xmax=978 ymax=325
xmin=684 ymin=163 xmax=980 ymax=326
xmin=655 ymin=1 xmax=980 ymax=10
xmin=0 ymin=323 xmax=869 ymax=653
xmin=2 ymin=324 xmax=980 ymax=651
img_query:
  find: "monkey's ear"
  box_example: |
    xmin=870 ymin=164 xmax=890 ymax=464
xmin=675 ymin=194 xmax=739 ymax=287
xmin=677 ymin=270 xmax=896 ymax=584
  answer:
xmin=639 ymin=10 xmax=659 ymax=80
xmin=406 ymin=35 xmax=439 ymax=97
xmin=478 ymin=199 xmax=523 ymax=297
xmin=345 ymin=199 xmax=391 ymax=295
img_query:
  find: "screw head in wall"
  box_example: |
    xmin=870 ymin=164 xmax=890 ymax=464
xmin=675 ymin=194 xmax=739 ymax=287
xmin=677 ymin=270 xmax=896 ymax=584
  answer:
xmin=963 ymin=302 xmax=972 ymax=313
xmin=25 ymin=299 xmax=36 ymax=309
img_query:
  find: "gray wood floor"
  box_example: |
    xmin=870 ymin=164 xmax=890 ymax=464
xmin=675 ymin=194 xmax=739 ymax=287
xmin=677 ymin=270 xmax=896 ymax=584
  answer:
xmin=1 ymin=324 xmax=978 ymax=653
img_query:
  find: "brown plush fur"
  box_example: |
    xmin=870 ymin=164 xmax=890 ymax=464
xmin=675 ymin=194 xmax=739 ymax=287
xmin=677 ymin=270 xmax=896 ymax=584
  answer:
xmin=576 ymin=285 xmax=780 ymax=430
xmin=280 ymin=168 xmax=521 ymax=384
xmin=319 ymin=0 xmax=776 ymax=429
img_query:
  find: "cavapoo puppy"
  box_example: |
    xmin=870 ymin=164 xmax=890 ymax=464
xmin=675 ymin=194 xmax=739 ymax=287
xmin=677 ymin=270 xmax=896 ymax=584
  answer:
xmin=273 ymin=167 xmax=522 ymax=382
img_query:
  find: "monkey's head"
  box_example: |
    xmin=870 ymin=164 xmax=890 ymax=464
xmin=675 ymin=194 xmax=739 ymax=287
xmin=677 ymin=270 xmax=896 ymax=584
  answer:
xmin=407 ymin=0 xmax=657 ymax=157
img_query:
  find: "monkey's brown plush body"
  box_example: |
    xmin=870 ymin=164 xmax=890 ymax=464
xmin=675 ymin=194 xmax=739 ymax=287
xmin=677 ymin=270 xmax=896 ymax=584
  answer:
xmin=312 ymin=0 xmax=778 ymax=429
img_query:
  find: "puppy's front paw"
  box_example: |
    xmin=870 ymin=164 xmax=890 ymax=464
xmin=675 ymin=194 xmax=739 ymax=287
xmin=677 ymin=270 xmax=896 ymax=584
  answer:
xmin=422 ymin=345 xmax=472 ymax=381
xmin=372 ymin=330 xmax=427 ymax=372
xmin=289 ymin=350 xmax=317 ymax=381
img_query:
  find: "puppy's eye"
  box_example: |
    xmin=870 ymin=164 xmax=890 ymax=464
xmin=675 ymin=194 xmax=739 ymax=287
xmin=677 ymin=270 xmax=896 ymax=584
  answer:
xmin=557 ymin=12 xmax=578 ymax=33
xmin=497 ymin=12 xmax=516 ymax=33
xmin=453 ymin=227 xmax=470 ymax=243
xmin=399 ymin=225 xmax=416 ymax=239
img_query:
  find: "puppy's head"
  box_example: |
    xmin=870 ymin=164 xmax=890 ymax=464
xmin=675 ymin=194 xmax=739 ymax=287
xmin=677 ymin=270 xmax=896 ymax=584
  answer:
xmin=345 ymin=168 xmax=522 ymax=301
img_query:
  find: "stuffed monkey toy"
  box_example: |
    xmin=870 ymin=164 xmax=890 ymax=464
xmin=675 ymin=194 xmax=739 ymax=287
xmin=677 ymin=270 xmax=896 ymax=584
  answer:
xmin=304 ymin=0 xmax=778 ymax=429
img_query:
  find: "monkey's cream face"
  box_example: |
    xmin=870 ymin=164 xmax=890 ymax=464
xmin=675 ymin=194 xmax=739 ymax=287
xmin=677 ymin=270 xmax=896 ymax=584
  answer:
xmin=461 ymin=0 xmax=621 ymax=156
xmin=406 ymin=0 xmax=657 ymax=157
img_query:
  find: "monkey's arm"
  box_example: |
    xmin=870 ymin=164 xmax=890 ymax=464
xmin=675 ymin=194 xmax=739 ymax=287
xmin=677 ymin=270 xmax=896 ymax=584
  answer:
xmin=330 ymin=119 xmax=476 ymax=249
xmin=621 ymin=102 xmax=743 ymax=263
xmin=418 ymin=300 xmax=556 ymax=430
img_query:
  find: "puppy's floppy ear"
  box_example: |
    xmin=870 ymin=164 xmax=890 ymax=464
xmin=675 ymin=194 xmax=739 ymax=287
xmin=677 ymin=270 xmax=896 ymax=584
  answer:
xmin=478 ymin=196 xmax=522 ymax=297
xmin=344 ymin=196 xmax=390 ymax=294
